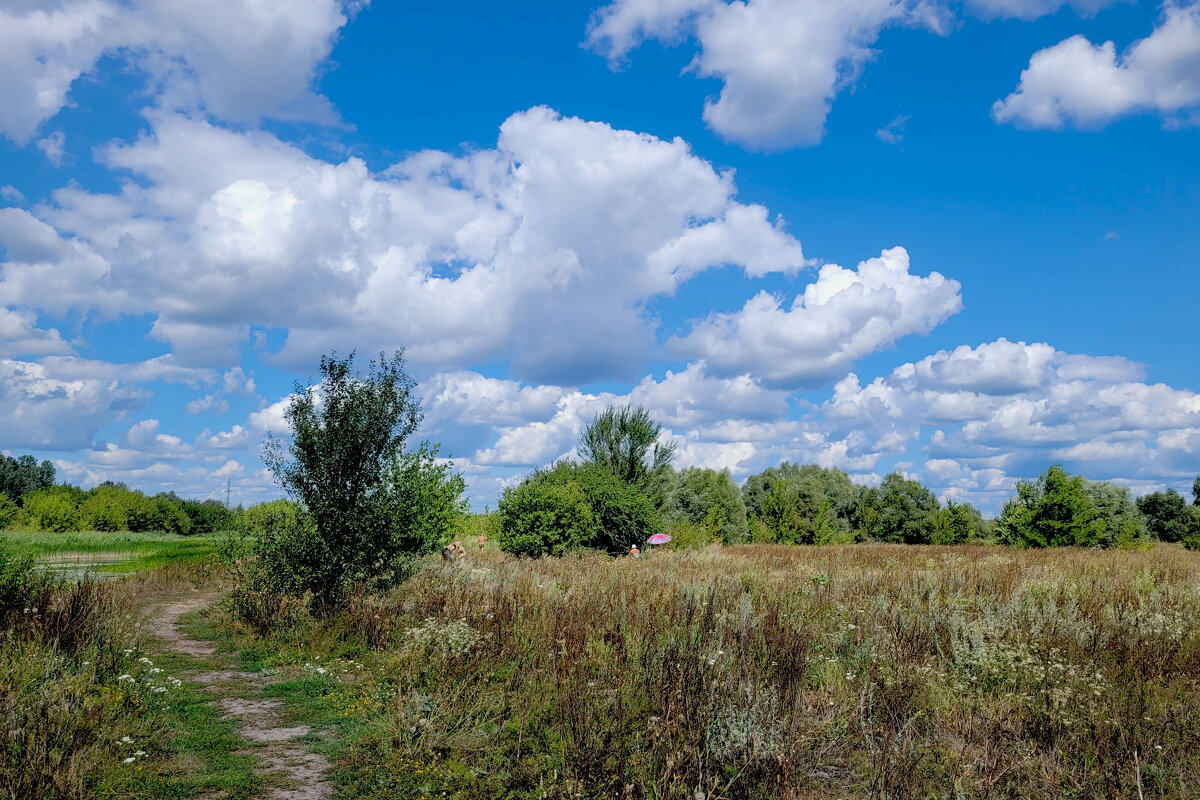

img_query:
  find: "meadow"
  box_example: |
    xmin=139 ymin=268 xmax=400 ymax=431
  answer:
xmin=8 ymin=534 xmax=1200 ymax=799
xmin=2 ymin=530 xmax=220 ymax=576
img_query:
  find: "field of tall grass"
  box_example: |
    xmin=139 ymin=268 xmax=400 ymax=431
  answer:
xmin=216 ymin=542 xmax=1200 ymax=799
xmin=2 ymin=530 xmax=220 ymax=577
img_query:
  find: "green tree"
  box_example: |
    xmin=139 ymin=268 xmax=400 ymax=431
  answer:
xmin=263 ymin=351 xmax=422 ymax=603
xmin=578 ymin=404 xmax=676 ymax=503
xmin=389 ymin=442 xmax=467 ymax=565
xmin=77 ymin=485 xmax=130 ymax=532
xmin=1180 ymin=507 xmax=1200 ymax=550
xmin=996 ymin=465 xmax=1105 ymax=548
xmin=21 ymin=487 xmax=81 ymax=533
xmin=0 ymin=492 xmax=17 ymax=529
xmin=1194 ymin=476 xmax=1200 ymax=506
xmin=1137 ymin=489 xmax=1189 ymax=542
xmin=743 ymin=463 xmax=860 ymax=543
xmin=0 ymin=454 xmax=55 ymax=503
xmin=241 ymin=499 xmax=307 ymax=535
xmin=496 ymin=479 xmax=595 ymax=557
xmin=181 ymin=498 xmax=236 ymax=534
xmin=858 ymin=472 xmax=940 ymax=544
xmin=1085 ymin=480 xmax=1150 ymax=549
xmin=664 ymin=467 xmax=749 ymax=544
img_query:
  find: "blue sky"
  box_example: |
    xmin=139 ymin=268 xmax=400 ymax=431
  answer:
xmin=0 ymin=0 xmax=1197 ymax=511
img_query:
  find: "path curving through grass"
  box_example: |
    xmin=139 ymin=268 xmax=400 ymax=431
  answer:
xmin=146 ymin=593 xmax=334 ymax=800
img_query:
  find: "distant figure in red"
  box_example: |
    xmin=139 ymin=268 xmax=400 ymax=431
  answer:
xmin=628 ymin=544 xmax=640 ymax=558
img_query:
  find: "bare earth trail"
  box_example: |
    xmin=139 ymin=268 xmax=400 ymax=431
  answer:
xmin=146 ymin=593 xmax=334 ymax=800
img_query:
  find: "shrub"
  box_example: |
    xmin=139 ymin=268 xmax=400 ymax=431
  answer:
xmin=20 ymin=486 xmax=81 ymax=533
xmin=181 ymin=498 xmax=236 ymax=534
xmin=389 ymin=442 xmax=467 ymax=562
xmin=1179 ymin=507 xmax=1200 ymax=550
xmin=1085 ymin=480 xmax=1150 ymax=549
xmin=76 ymin=485 xmax=130 ymax=532
xmin=524 ymin=462 xmax=662 ymax=554
xmin=665 ymin=467 xmax=748 ymax=544
xmin=0 ymin=491 xmax=17 ymax=529
xmin=240 ymin=498 xmax=307 ymax=535
xmin=496 ymin=479 xmax=595 ymax=557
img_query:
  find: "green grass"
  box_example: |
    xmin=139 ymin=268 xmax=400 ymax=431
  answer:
xmin=1 ymin=531 xmax=223 ymax=574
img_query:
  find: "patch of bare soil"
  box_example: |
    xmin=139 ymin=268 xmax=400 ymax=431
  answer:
xmin=150 ymin=595 xmax=334 ymax=800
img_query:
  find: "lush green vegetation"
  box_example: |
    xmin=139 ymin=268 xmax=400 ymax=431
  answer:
xmin=1 ymin=530 xmax=221 ymax=574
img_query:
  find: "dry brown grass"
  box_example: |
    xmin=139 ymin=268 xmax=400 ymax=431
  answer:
xmin=224 ymin=542 xmax=1200 ymax=799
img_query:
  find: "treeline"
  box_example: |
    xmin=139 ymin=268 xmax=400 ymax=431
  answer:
xmin=0 ymin=453 xmax=235 ymax=534
xmin=495 ymin=407 xmax=1200 ymax=554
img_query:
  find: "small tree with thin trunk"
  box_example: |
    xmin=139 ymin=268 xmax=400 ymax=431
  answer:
xmin=263 ymin=350 xmax=421 ymax=604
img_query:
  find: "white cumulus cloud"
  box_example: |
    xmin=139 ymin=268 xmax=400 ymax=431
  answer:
xmin=993 ymin=3 xmax=1200 ymax=128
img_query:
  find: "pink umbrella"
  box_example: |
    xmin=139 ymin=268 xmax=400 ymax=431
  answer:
xmin=647 ymin=533 xmax=671 ymax=545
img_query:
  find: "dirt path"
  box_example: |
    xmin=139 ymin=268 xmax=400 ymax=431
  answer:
xmin=149 ymin=595 xmax=334 ymax=800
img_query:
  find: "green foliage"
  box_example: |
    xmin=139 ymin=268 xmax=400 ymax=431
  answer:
xmin=240 ymin=499 xmax=307 ymax=535
xmin=858 ymin=472 xmax=940 ymax=544
xmin=389 ymin=442 xmax=467 ymax=563
xmin=743 ymin=463 xmax=860 ymax=544
xmin=20 ymin=486 xmax=81 ymax=533
xmin=496 ymin=478 xmax=594 ymax=557
xmin=664 ymin=517 xmax=717 ymax=549
xmin=180 ymin=497 xmax=236 ymax=534
xmin=0 ymin=492 xmax=17 ymax=529
xmin=262 ymin=350 xmax=422 ymax=603
xmin=996 ymin=465 xmax=1107 ymax=548
xmin=577 ymin=404 xmax=676 ymax=504
xmin=1180 ymin=507 xmax=1200 ymax=550
xmin=664 ymin=467 xmax=749 ymax=544
xmin=1084 ymin=480 xmax=1150 ymax=549
xmin=0 ymin=453 xmax=55 ymax=503
xmin=1139 ymin=489 xmax=1191 ymax=542
xmin=931 ymin=500 xmax=992 ymax=545
xmin=76 ymin=485 xmax=131 ymax=532
xmin=1195 ymin=476 xmax=1200 ymax=506
xmin=0 ymin=539 xmax=50 ymax=622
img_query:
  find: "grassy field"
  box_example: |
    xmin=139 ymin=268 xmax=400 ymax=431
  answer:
xmin=1 ymin=530 xmax=221 ymax=576
xmin=9 ymin=539 xmax=1200 ymax=798
xmin=213 ymin=542 xmax=1200 ymax=799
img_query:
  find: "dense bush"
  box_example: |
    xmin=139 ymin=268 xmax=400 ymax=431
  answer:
xmin=499 ymin=462 xmax=662 ymax=556
xmin=240 ymin=498 xmax=307 ymax=535
xmin=994 ymin=465 xmax=1133 ymax=548
xmin=496 ymin=478 xmax=595 ymax=557
xmin=179 ymin=497 xmax=236 ymax=534
xmin=931 ymin=500 xmax=993 ymax=544
xmin=665 ymin=467 xmax=748 ymax=544
xmin=0 ymin=491 xmax=17 ymax=529
xmin=389 ymin=442 xmax=467 ymax=562
xmin=21 ymin=486 xmax=83 ymax=533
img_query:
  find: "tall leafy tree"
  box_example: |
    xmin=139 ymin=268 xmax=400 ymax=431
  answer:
xmin=858 ymin=472 xmax=940 ymax=544
xmin=664 ymin=467 xmax=749 ymax=544
xmin=1137 ymin=489 xmax=1189 ymax=542
xmin=1194 ymin=476 xmax=1200 ymax=506
xmin=263 ymin=351 xmax=422 ymax=602
xmin=0 ymin=454 xmax=55 ymax=503
xmin=742 ymin=463 xmax=860 ymax=542
xmin=577 ymin=404 xmax=676 ymax=502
